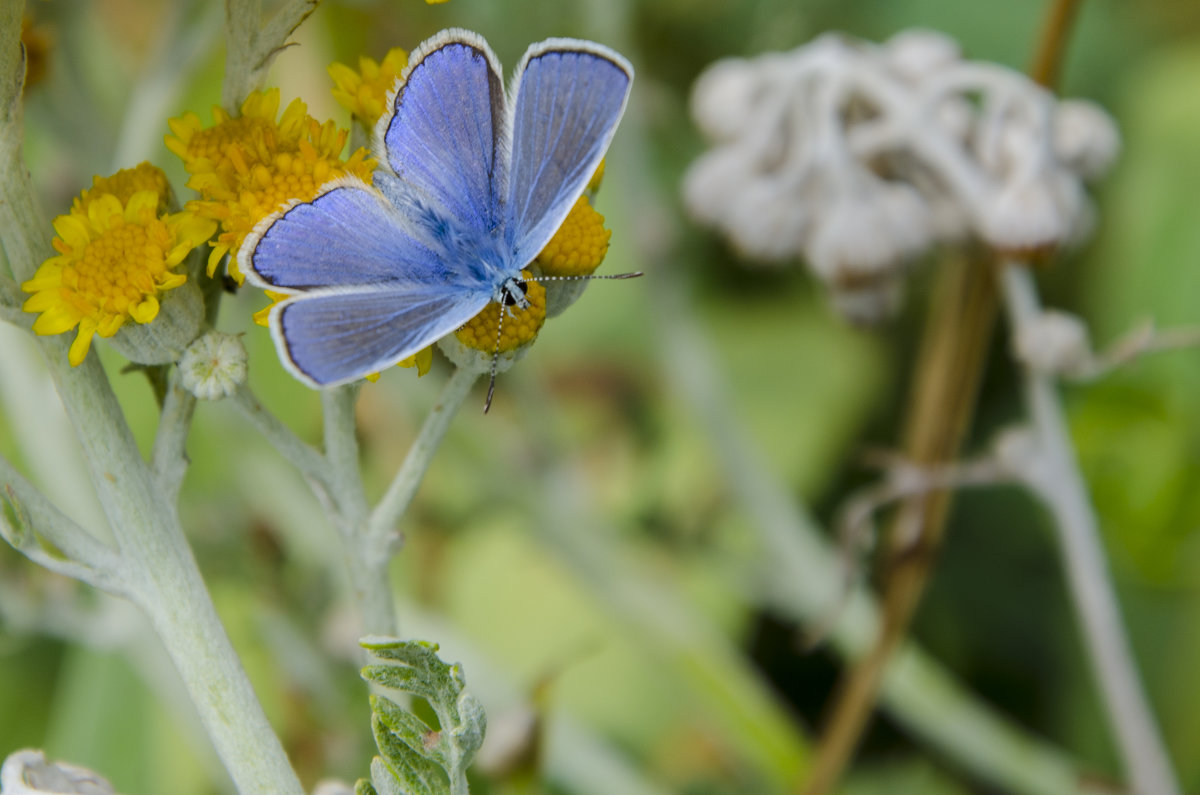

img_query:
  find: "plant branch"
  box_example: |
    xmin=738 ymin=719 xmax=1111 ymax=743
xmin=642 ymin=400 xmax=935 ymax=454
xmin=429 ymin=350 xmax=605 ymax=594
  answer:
xmin=366 ymin=367 xmax=478 ymax=559
xmin=320 ymin=384 xmax=399 ymax=635
xmin=152 ymin=366 xmax=198 ymax=503
xmin=1029 ymin=0 xmax=1084 ymax=87
xmin=803 ymin=249 xmax=999 ymax=795
xmin=1069 ymin=320 xmax=1200 ymax=380
xmin=653 ymin=269 xmax=1088 ymax=794
xmin=0 ymin=59 xmax=304 ymax=795
xmin=221 ymin=0 xmax=320 ymax=108
xmin=231 ymin=384 xmax=332 ymax=488
xmin=0 ymin=456 xmax=128 ymax=595
xmin=999 ymin=262 xmax=1180 ymax=795
xmin=801 ymin=0 xmax=1090 ymax=787
xmin=322 ymin=384 xmax=369 ymax=528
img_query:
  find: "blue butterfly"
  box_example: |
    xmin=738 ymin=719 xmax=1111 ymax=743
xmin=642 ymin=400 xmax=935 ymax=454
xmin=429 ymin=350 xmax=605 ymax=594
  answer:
xmin=241 ymin=29 xmax=634 ymax=402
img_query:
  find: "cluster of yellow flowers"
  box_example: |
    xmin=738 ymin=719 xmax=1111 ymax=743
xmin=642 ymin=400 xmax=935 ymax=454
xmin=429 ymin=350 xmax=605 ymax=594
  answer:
xmin=24 ymin=45 xmax=615 ymax=378
xmin=21 ymin=164 xmax=214 ymax=366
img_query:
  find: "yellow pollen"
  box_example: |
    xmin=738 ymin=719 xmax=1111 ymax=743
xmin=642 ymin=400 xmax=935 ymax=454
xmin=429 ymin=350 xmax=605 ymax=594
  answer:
xmin=455 ymin=273 xmax=547 ymax=352
xmin=535 ymin=195 xmax=611 ymax=277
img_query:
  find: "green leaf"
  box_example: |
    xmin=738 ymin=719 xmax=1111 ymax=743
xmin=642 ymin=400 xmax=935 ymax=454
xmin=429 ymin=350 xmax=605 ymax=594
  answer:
xmin=360 ymin=638 xmax=487 ymax=795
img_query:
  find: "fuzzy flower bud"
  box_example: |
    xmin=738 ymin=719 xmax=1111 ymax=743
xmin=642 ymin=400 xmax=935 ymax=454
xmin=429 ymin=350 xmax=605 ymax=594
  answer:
xmin=689 ymin=57 xmax=762 ymax=142
xmin=1053 ymin=99 xmax=1121 ymax=181
xmin=179 ymin=331 xmax=248 ymax=400
xmin=884 ymin=29 xmax=961 ymax=81
xmin=1013 ymin=309 xmax=1093 ymax=375
xmin=805 ymin=181 xmax=932 ymax=286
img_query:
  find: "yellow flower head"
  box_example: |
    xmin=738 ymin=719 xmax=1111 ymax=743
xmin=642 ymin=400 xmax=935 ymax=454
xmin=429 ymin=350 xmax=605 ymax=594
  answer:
xmin=22 ymin=191 xmax=215 ymax=366
xmin=72 ymin=162 xmax=173 ymax=216
xmin=328 ymin=47 xmax=409 ymax=128
xmin=535 ymin=195 xmax=611 ymax=277
xmin=455 ymin=273 xmax=547 ymax=352
xmin=166 ymin=89 xmax=309 ymax=181
xmin=166 ymin=89 xmax=376 ymax=284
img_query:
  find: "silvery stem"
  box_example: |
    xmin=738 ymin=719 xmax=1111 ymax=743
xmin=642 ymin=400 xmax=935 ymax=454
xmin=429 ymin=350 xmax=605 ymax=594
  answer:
xmin=1000 ymin=261 xmax=1179 ymax=795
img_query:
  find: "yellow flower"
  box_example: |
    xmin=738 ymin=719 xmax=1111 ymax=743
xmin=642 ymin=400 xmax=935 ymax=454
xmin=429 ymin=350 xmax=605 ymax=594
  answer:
xmin=22 ymin=191 xmax=215 ymax=366
xmin=72 ymin=162 xmax=173 ymax=216
xmin=535 ymin=195 xmax=611 ymax=277
xmin=166 ymin=89 xmax=309 ymax=181
xmin=166 ymin=89 xmax=375 ymax=284
xmin=455 ymin=273 xmax=547 ymax=352
xmin=254 ymin=291 xmax=432 ymax=378
xmin=328 ymin=47 xmax=410 ymax=128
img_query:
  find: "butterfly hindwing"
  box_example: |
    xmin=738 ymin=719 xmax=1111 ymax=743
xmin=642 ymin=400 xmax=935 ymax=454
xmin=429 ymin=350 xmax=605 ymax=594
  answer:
xmin=505 ymin=40 xmax=633 ymax=262
xmin=271 ymin=286 xmax=491 ymax=387
xmin=376 ymin=29 xmax=507 ymax=242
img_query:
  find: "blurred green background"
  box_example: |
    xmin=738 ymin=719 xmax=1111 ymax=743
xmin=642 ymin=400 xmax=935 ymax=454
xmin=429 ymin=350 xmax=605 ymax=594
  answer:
xmin=3 ymin=0 xmax=1200 ymax=793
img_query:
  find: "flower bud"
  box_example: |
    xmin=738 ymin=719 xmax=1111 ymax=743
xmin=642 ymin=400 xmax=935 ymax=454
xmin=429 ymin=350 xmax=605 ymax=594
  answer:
xmin=724 ymin=177 xmax=810 ymax=262
xmin=1053 ymin=99 xmax=1120 ymax=181
xmin=884 ymin=29 xmax=961 ymax=81
xmin=805 ymin=181 xmax=932 ymax=285
xmin=1013 ymin=309 xmax=1092 ymax=375
xmin=681 ymin=147 xmax=756 ymax=226
xmin=690 ymin=57 xmax=762 ymax=142
xmin=980 ymin=173 xmax=1074 ymax=256
xmin=179 ymin=331 xmax=248 ymax=399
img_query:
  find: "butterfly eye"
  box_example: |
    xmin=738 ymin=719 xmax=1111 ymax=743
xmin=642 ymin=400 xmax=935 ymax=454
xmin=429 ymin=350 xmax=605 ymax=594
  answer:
xmin=501 ymin=281 xmax=528 ymax=307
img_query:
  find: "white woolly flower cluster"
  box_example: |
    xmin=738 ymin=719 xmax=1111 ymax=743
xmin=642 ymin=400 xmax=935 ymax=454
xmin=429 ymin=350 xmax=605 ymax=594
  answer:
xmin=682 ymin=29 xmax=1120 ymax=323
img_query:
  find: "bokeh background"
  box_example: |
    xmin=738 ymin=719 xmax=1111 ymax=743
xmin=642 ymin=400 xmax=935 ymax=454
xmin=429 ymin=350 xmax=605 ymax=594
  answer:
xmin=2 ymin=0 xmax=1200 ymax=793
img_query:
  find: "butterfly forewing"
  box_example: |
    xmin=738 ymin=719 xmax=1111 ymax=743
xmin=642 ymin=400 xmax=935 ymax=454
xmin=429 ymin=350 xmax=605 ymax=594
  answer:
xmin=505 ymin=41 xmax=633 ymax=262
xmin=243 ymin=178 xmax=447 ymax=291
xmin=376 ymin=29 xmax=507 ymax=245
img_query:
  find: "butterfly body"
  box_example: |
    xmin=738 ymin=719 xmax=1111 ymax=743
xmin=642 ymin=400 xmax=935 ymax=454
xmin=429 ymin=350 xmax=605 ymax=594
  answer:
xmin=241 ymin=29 xmax=633 ymax=388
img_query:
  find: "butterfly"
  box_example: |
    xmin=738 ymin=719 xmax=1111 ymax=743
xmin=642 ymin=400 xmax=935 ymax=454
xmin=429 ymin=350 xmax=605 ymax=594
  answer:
xmin=240 ymin=29 xmax=635 ymax=406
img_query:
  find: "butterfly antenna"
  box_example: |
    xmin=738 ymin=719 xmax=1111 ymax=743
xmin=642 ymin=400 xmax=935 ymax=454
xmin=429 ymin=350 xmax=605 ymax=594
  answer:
xmin=528 ymin=271 xmax=644 ymax=283
xmin=483 ymin=304 xmax=507 ymax=413
xmin=481 ymin=272 xmax=641 ymax=412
